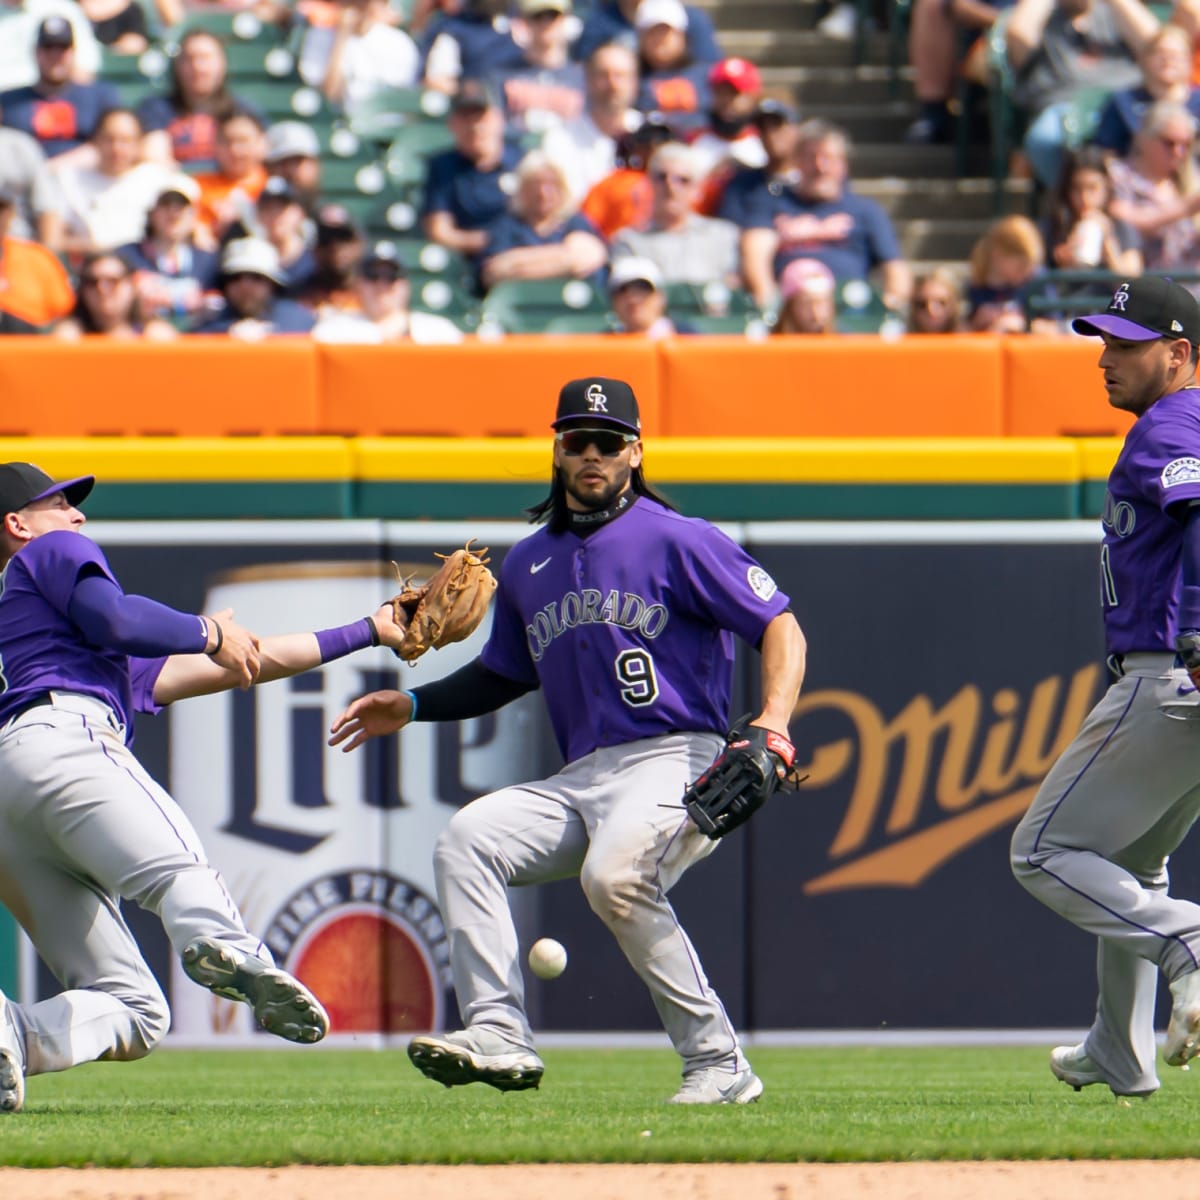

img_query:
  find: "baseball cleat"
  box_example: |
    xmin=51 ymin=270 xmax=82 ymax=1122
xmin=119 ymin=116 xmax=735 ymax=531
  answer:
xmin=670 ymin=1064 xmax=763 ymax=1105
xmin=1166 ymin=969 xmax=1200 ymax=1066
xmin=0 ymin=1047 xmax=24 ymax=1115
xmin=181 ymin=937 xmax=329 ymax=1044
xmin=407 ymin=1029 xmax=544 ymax=1091
xmin=1050 ymin=1044 xmax=1106 ymax=1091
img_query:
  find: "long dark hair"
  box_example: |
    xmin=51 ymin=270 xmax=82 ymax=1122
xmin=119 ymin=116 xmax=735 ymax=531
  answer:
xmin=72 ymin=252 xmax=143 ymax=334
xmin=169 ymin=30 xmax=238 ymax=118
xmin=526 ymin=463 xmax=677 ymax=532
xmin=1044 ymin=144 xmax=1113 ymax=252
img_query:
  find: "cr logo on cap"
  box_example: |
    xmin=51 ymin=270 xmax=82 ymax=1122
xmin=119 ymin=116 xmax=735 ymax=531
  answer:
xmin=1110 ymin=283 xmax=1129 ymax=313
xmin=585 ymin=383 xmax=608 ymax=413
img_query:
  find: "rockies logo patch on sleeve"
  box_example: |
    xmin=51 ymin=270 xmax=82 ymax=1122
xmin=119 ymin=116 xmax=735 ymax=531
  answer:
xmin=747 ymin=566 xmax=777 ymax=601
xmin=1162 ymin=457 xmax=1200 ymax=488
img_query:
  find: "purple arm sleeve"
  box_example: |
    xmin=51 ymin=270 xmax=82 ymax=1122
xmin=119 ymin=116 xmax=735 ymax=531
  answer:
xmin=68 ymin=574 xmax=210 ymax=656
xmin=1180 ymin=503 xmax=1200 ymax=632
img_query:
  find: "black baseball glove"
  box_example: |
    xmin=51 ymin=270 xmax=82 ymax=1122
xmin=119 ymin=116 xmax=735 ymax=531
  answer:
xmin=683 ymin=715 xmax=803 ymax=840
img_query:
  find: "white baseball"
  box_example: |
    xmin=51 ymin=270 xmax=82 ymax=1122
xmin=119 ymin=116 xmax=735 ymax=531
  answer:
xmin=528 ymin=937 xmax=567 ymax=980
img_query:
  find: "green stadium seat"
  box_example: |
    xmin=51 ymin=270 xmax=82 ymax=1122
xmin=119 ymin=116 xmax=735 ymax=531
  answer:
xmin=480 ymin=278 xmax=607 ymax=333
xmin=384 ymin=121 xmax=457 ymax=178
xmin=319 ymin=154 xmax=388 ymax=195
xmin=372 ymin=238 xmax=469 ymax=281
xmin=358 ymin=190 xmax=424 ymax=237
xmin=664 ymin=280 xmax=760 ymax=319
xmin=349 ymin=86 xmax=452 ymax=144
xmin=542 ymin=312 xmax=616 ymax=334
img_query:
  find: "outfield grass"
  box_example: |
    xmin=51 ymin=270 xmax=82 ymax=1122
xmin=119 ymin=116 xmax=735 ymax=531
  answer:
xmin=4 ymin=1046 xmax=1199 ymax=1166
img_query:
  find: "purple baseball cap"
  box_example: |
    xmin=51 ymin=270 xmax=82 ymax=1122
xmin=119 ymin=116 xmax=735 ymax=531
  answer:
xmin=0 ymin=462 xmax=94 ymax=518
xmin=1072 ymin=276 xmax=1200 ymax=343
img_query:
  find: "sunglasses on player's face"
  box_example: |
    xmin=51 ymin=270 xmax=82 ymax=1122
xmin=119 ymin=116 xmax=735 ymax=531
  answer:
xmin=556 ymin=429 xmax=637 ymax=456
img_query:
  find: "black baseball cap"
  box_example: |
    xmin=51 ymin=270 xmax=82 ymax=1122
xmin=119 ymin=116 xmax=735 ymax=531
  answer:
xmin=451 ymin=78 xmax=500 ymax=114
xmin=552 ymin=377 xmax=641 ymax=434
xmin=1073 ymin=276 xmax=1200 ymax=344
xmin=0 ymin=462 xmax=93 ymax=518
xmin=36 ymin=16 xmax=74 ymax=47
xmin=257 ymin=175 xmax=301 ymax=206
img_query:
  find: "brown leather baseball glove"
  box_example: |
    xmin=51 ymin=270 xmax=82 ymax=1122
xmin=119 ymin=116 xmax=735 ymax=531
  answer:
xmin=389 ymin=540 xmax=498 ymax=664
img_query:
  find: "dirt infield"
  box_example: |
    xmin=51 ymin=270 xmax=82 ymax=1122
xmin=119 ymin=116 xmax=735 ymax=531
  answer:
xmin=2 ymin=1162 xmax=1199 ymax=1200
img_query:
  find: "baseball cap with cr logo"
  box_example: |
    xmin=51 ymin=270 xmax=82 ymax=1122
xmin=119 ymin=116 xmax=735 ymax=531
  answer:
xmin=553 ymin=377 xmax=641 ymax=434
xmin=1072 ymin=276 xmax=1200 ymax=344
xmin=0 ymin=462 xmax=94 ymax=518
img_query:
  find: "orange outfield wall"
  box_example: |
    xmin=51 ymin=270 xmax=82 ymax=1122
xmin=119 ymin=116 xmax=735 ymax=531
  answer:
xmin=0 ymin=336 xmax=1129 ymax=438
xmin=0 ymin=340 xmax=321 ymax=436
xmin=315 ymin=336 xmax=662 ymax=436
xmin=1002 ymin=338 xmax=1135 ymax=438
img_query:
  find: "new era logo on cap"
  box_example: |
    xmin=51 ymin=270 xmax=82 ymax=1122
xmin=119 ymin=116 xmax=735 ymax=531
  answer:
xmin=1073 ymin=276 xmax=1200 ymax=345
xmin=552 ymin=377 xmax=641 ymax=434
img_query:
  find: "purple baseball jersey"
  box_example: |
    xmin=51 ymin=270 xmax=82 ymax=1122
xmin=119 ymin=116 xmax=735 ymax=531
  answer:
xmin=481 ymin=497 xmax=790 ymax=762
xmin=1102 ymin=389 xmax=1200 ymax=654
xmin=0 ymin=531 xmax=166 ymax=738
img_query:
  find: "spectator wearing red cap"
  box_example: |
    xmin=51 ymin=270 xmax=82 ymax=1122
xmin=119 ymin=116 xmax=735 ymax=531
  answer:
xmin=0 ymin=17 xmax=119 ymax=159
xmin=687 ymin=56 xmax=767 ymax=180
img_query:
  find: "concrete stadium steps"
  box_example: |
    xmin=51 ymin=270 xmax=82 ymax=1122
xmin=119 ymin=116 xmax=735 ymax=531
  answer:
xmin=719 ymin=29 xmax=896 ymax=68
xmin=764 ymin=65 xmax=914 ymax=108
xmin=854 ymin=179 xmax=1035 ymax=222
xmin=690 ymin=0 xmax=1016 ymax=285
xmin=695 ymin=0 xmax=825 ymax=30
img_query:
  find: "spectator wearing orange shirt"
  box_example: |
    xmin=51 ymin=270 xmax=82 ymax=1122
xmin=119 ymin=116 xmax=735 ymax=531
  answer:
xmin=0 ymin=188 xmax=74 ymax=328
xmin=581 ymin=115 xmax=672 ymax=240
xmin=193 ymin=110 xmax=269 ymax=241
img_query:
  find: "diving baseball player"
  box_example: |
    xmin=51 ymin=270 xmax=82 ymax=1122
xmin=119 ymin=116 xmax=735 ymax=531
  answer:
xmin=0 ymin=462 xmax=409 ymax=1113
xmin=330 ymin=377 xmax=808 ymax=1104
xmin=1012 ymin=278 xmax=1200 ymax=1098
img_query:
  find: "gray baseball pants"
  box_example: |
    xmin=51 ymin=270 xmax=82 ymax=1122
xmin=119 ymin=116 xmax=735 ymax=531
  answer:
xmin=433 ymin=731 xmax=751 ymax=1072
xmin=0 ymin=692 xmax=270 ymax=1077
xmin=1011 ymin=652 xmax=1200 ymax=1094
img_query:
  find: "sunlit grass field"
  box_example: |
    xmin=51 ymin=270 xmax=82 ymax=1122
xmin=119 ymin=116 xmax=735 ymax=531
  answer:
xmin=3 ymin=1046 xmax=1199 ymax=1166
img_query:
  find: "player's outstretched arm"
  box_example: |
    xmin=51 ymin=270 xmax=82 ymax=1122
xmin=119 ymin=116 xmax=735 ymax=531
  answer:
xmin=329 ymin=690 xmax=414 ymax=752
xmin=151 ymin=602 xmax=408 ymax=704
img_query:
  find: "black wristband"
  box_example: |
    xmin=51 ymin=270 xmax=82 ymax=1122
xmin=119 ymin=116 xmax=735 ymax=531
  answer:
xmin=366 ymin=615 xmax=380 ymax=647
xmin=205 ymin=619 xmax=224 ymax=657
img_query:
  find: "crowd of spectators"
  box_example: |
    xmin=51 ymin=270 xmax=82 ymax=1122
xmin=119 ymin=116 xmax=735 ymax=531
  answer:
xmin=6 ymin=0 xmax=1200 ymax=345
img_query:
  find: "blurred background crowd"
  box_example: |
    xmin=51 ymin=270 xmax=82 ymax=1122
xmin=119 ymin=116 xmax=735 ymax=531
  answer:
xmin=0 ymin=0 xmax=1196 ymax=343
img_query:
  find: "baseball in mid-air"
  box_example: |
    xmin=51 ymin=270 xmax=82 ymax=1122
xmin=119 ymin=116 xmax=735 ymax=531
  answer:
xmin=528 ymin=937 xmax=567 ymax=980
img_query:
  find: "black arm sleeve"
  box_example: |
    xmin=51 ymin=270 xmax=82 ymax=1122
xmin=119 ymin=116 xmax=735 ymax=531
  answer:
xmin=409 ymin=659 xmax=537 ymax=721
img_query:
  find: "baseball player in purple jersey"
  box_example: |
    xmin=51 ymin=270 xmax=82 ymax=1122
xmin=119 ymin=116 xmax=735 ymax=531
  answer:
xmin=330 ymin=376 xmax=808 ymax=1104
xmin=1011 ymin=277 xmax=1200 ymax=1098
xmin=0 ymin=461 xmax=411 ymax=1114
